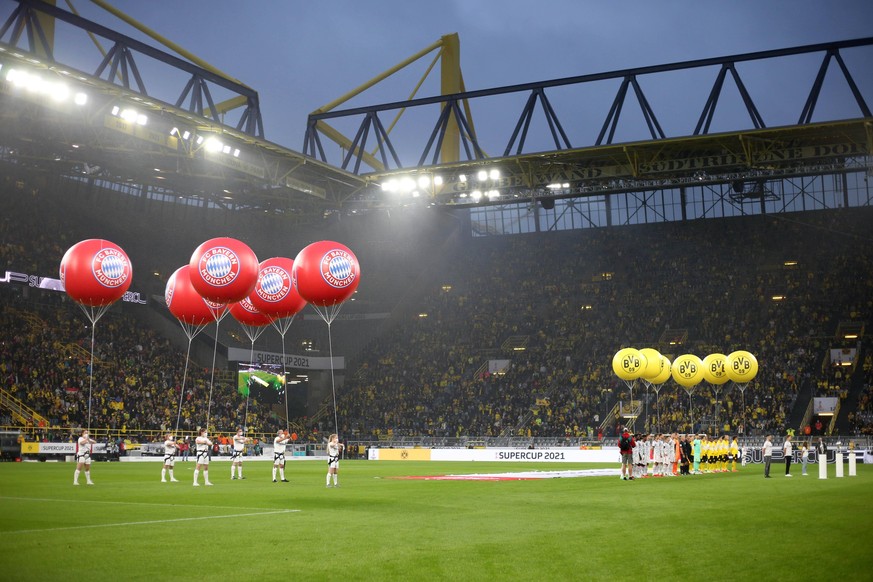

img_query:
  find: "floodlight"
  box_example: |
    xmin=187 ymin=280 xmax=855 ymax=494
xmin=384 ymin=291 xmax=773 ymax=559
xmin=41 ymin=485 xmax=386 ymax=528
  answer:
xmin=477 ymin=170 xmax=488 ymax=182
xmin=204 ymin=137 xmax=223 ymax=152
xmin=49 ymin=83 xmax=69 ymax=102
xmin=399 ymin=177 xmax=416 ymax=193
xmin=417 ymin=176 xmax=430 ymax=189
xmin=489 ymin=169 xmax=500 ymax=180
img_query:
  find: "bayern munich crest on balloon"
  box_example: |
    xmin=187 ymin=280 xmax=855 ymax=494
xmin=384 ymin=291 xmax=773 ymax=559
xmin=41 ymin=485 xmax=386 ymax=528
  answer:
xmin=320 ymin=249 xmax=356 ymax=289
xmin=198 ymin=246 xmax=240 ymax=287
xmin=92 ymin=247 xmax=131 ymax=289
xmin=203 ymin=298 xmax=225 ymax=310
xmin=256 ymin=266 xmax=291 ymax=302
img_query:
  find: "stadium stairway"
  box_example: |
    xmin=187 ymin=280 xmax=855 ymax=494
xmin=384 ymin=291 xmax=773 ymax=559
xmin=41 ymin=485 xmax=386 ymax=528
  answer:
xmin=787 ymin=377 xmax=815 ymax=432
xmin=0 ymin=387 xmax=49 ymax=428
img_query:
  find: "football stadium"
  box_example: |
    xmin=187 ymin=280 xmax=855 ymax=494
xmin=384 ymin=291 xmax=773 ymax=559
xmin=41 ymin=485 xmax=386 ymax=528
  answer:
xmin=1 ymin=2 xmax=872 ymax=581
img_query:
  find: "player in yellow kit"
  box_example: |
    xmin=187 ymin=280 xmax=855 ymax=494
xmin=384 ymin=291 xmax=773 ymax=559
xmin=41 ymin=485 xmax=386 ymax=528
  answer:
xmin=730 ymin=435 xmax=740 ymax=472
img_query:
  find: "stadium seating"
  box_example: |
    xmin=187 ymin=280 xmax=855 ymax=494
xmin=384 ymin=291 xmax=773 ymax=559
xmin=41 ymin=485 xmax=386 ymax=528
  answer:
xmin=2 ymin=173 xmax=872 ymax=443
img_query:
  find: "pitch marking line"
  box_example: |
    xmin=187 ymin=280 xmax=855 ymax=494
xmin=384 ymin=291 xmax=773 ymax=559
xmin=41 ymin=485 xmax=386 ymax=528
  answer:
xmin=1 ymin=496 xmax=292 ymax=512
xmin=4 ymin=509 xmax=300 ymax=535
xmin=393 ymin=468 xmax=622 ymax=480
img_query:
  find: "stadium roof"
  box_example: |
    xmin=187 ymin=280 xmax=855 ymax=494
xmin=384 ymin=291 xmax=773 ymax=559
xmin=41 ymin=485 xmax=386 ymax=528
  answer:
xmin=0 ymin=44 xmax=369 ymax=222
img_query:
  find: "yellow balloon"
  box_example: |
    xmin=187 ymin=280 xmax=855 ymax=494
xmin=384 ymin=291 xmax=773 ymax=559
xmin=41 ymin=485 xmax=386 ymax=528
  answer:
xmin=725 ymin=350 xmax=758 ymax=383
xmin=650 ymin=355 xmax=672 ymax=385
xmin=671 ymin=354 xmax=704 ymax=387
xmin=638 ymin=348 xmax=662 ymax=380
xmin=702 ymin=353 xmax=730 ymax=385
xmin=612 ymin=348 xmax=646 ymax=381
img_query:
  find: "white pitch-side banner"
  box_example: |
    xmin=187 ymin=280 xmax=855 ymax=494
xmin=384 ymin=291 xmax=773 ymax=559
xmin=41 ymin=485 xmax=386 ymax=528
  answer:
xmin=368 ymin=447 xmax=619 ymax=463
xmin=31 ymin=442 xmax=108 ymax=454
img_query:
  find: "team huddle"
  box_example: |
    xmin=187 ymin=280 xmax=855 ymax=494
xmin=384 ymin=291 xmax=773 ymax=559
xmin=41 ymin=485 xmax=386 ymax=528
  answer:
xmin=619 ymin=429 xmax=742 ymax=480
xmin=73 ymin=428 xmax=344 ymax=487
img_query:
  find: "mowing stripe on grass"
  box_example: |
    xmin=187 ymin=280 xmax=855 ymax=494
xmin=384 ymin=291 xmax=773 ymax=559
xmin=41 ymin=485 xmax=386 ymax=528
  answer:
xmin=1 ymin=495 xmax=294 ymax=512
xmin=5 ymin=508 xmax=300 ymax=534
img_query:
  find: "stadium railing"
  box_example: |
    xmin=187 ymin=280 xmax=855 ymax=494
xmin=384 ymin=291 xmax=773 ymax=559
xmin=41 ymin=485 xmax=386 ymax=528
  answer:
xmin=0 ymin=425 xmax=302 ymax=448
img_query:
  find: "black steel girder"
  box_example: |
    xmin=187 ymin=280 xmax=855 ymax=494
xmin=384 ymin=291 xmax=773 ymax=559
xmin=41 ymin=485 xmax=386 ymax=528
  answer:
xmin=306 ymin=36 xmax=873 ymax=175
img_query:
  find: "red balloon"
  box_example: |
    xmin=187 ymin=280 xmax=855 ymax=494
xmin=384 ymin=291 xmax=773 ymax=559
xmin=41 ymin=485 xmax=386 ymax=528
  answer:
xmin=189 ymin=237 xmax=259 ymax=304
xmin=292 ymin=241 xmax=360 ymax=307
xmin=229 ymin=296 xmax=275 ymax=327
xmin=165 ymin=266 xmax=224 ymax=326
xmin=59 ymin=239 xmax=132 ymax=307
xmin=250 ymin=257 xmax=307 ymax=319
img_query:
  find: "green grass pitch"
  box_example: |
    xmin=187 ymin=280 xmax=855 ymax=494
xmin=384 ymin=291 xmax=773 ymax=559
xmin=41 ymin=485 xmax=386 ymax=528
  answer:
xmin=1 ymin=460 xmax=871 ymax=581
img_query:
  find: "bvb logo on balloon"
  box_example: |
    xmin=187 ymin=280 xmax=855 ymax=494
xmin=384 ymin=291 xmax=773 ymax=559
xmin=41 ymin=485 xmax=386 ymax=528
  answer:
xmin=612 ymin=347 xmax=645 ymax=381
xmin=726 ymin=350 xmax=759 ymax=383
xmin=320 ymin=249 xmax=357 ymax=289
xmin=672 ymin=354 xmax=704 ymax=387
xmin=623 ymin=353 xmax=642 ymax=375
xmin=198 ymin=246 xmax=241 ymax=287
xmin=638 ymin=348 xmax=662 ymax=380
xmin=678 ymin=360 xmax=697 ymax=378
xmin=702 ymin=353 xmax=730 ymax=385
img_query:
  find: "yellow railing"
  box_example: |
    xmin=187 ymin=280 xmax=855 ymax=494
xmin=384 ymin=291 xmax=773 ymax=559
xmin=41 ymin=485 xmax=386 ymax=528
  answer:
xmin=0 ymin=387 xmax=49 ymax=427
xmin=0 ymin=425 xmax=298 ymax=445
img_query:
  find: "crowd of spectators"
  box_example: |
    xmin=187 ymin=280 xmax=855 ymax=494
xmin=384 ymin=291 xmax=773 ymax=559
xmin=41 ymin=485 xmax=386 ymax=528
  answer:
xmin=0 ymin=297 xmax=285 ymax=438
xmin=848 ymin=352 xmax=873 ymax=436
xmin=2 ymin=171 xmax=872 ymax=443
xmin=332 ymin=209 xmax=873 ymax=440
xmin=0 ymin=175 xmax=293 ymax=439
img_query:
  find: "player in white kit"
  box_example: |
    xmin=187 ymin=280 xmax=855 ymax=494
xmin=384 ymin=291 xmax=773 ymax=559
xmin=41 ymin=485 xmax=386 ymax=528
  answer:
xmin=273 ymin=429 xmax=291 ymax=482
xmin=230 ymin=428 xmax=250 ymax=480
xmin=633 ymin=434 xmax=647 ymax=479
xmin=193 ymin=428 xmax=213 ymax=486
xmin=73 ymin=429 xmax=97 ymax=485
xmin=326 ymin=433 xmax=344 ymax=488
xmin=161 ymin=433 xmax=179 ymax=482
